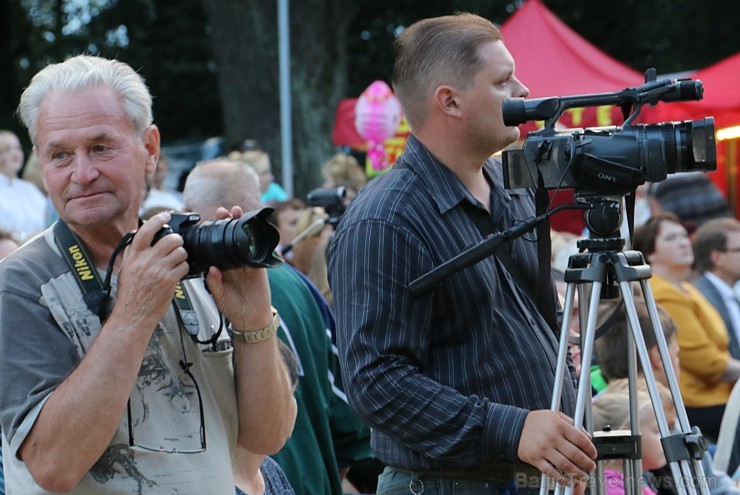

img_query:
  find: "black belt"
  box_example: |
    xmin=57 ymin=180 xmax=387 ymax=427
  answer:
xmin=390 ymin=461 xmax=541 ymax=485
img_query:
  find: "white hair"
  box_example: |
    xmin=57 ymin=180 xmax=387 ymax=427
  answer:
xmin=182 ymin=159 xmax=262 ymax=219
xmin=18 ymin=55 xmax=153 ymax=145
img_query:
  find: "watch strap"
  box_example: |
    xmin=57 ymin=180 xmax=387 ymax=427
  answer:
xmin=229 ymin=307 xmax=279 ymax=344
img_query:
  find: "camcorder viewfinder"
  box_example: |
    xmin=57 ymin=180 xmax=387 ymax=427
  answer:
xmin=502 ymin=72 xmax=716 ymax=196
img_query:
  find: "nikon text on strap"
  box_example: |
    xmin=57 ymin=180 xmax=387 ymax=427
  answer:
xmin=54 ymin=220 xmax=110 ymax=318
xmin=53 ymin=220 xmax=201 ymax=337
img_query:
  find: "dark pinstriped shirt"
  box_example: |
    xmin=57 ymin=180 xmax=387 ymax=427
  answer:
xmin=327 ymin=134 xmax=577 ymax=471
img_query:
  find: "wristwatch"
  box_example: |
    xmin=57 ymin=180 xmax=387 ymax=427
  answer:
xmin=229 ymin=307 xmax=280 ymax=344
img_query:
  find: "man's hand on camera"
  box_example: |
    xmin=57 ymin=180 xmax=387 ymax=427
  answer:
xmin=518 ymin=410 xmax=597 ymax=490
xmin=204 ymin=206 xmax=273 ymax=331
xmin=114 ymin=211 xmax=189 ymax=332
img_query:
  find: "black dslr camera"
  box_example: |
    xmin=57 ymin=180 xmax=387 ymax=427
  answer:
xmin=502 ymin=72 xmax=716 ymax=196
xmin=153 ymin=207 xmax=283 ymax=277
xmin=307 ymin=186 xmax=347 ymax=220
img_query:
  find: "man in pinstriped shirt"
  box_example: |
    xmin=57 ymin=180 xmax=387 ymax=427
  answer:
xmin=328 ymin=13 xmax=597 ymax=495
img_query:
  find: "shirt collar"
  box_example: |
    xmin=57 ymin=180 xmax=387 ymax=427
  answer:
xmin=399 ymin=134 xmax=512 ymax=217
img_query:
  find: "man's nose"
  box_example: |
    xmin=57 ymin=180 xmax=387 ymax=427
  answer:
xmin=513 ymin=77 xmax=529 ymax=99
xmin=70 ymin=152 xmax=100 ymax=184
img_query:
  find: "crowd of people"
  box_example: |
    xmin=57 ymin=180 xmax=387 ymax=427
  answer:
xmin=0 ymin=11 xmax=739 ymax=495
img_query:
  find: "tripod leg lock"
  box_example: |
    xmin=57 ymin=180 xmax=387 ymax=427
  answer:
xmin=661 ymin=427 xmax=708 ymax=463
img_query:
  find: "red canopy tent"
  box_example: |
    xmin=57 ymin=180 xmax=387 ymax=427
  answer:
xmin=500 ymin=0 xmax=644 ymax=117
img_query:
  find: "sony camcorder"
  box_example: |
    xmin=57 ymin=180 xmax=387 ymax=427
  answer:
xmin=153 ymin=208 xmax=283 ymax=277
xmin=502 ymin=74 xmax=716 ymax=196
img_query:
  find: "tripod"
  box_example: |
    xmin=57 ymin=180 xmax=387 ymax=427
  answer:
xmin=545 ymin=197 xmax=709 ymax=495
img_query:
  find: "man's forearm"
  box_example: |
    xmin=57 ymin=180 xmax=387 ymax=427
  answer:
xmin=233 ymin=336 xmax=296 ymax=455
xmin=19 ymin=312 xmax=154 ymax=492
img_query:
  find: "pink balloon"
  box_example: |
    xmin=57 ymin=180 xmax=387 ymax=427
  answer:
xmin=354 ymin=81 xmax=402 ymax=171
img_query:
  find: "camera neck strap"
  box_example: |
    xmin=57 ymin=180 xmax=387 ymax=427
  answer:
xmin=53 ymin=220 xmax=201 ymax=337
xmin=534 ymin=182 xmax=559 ymax=334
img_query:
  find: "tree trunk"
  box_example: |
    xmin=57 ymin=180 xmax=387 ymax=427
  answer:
xmin=200 ymin=0 xmax=356 ymax=199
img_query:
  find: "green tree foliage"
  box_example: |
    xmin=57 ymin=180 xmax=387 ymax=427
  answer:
xmin=2 ymin=0 xmax=738 ymax=198
xmin=345 ymin=0 xmax=518 ymax=96
xmin=1 ymin=0 xmax=220 ymax=149
xmin=546 ymin=0 xmax=740 ymax=75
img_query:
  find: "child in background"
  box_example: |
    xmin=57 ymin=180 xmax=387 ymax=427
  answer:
xmin=592 ymin=385 xmax=676 ymax=495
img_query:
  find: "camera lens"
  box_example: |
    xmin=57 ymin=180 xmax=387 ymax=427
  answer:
xmin=181 ymin=214 xmax=282 ymax=275
xmin=629 ymin=117 xmax=716 ymax=178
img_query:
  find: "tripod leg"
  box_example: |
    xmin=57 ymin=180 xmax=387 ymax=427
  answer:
xmin=541 ymin=281 xmax=580 ymax=495
xmin=619 ymin=280 xmax=708 ymax=495
xmin=638 ymin=280 xmax=709 ymax=495
xmin=555 ymin=280 xmax=605 ymax=495
xmin=619 ymin=282 xmax=647 ymax=495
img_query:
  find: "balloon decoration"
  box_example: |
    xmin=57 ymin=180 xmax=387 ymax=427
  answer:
xmin=354 ymin=80 xmax=402 ymax=171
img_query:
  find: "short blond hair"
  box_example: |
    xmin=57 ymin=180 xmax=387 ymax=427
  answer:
xmin=392 ymin=13 xmax=502 ymax=129
xmin=592 ymin=383 xmax=673 ymax=432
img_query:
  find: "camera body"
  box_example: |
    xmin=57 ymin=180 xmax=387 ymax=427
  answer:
xmin=154 ymin=208 xmax=283 ymax=277
xmin=501 ymin=75 xmax=716 ymax=196
xmin=306 ymin=186 xmax=347 ymax=219
xmin=503 ymin=118 xmax=716 ymax=195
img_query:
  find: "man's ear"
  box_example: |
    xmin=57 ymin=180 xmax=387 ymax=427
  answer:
xmin=142 ymin=125 xmax=160 ymax=175
xmin=35 ymin=146 xmax=49 ymax=192
xmin=432 ymin=86 xmax=463 ymax=119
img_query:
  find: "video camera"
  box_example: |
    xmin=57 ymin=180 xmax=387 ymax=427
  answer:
xmin=502 ymin=72 xmax=716 ymax=196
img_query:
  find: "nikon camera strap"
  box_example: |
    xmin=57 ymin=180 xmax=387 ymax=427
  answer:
xmin=53 ymin=220 xmax=201 ymax=337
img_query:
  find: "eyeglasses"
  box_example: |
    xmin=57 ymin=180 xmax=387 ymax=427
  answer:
xmin=126 ymin=321 xmax=207 ymax=454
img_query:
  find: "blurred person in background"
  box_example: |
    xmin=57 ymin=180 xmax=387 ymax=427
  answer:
xmin=593 ymin=297 xmax=740 ymax=494
xmin=229 ymin=142 xmax=288 ymax=206
xmin=183 ymin=159 xmax=374 ymax=495
xmin=0 ymin=130 xmax=47 ymax=242
xmin=268 ymin=198 xmax=307 ymax=257
xmin=633 ymin=212 xmax=740 ymax=473
xmin=21 ymin=149 xmax=58 ymax=226
xmin=591 ymin=387 xmax=675 ymax=495
xmin=692 ymin=217 xmax=740 ymax=360
xmin=289 ymin=207 xmax=334 ymax=306
xmin=0 ymin=229 xmax=20 ymax=260
xmin=140 ymin=153 xmax=184 ymax=216
xmin=321 ymin=152 xmax=367 ymax=206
